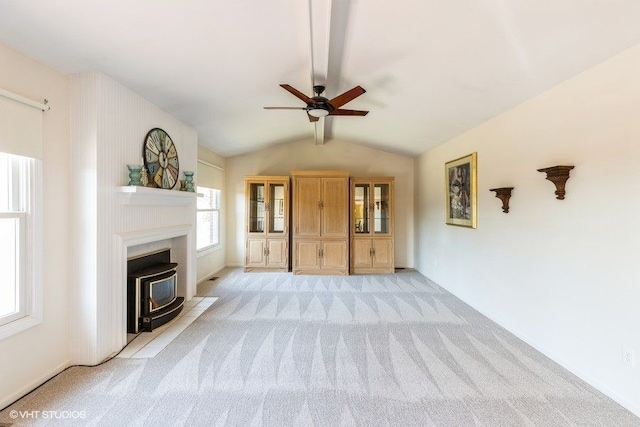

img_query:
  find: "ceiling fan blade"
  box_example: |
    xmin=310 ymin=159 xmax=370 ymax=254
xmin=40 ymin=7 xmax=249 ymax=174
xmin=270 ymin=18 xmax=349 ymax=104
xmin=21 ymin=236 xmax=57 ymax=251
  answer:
xmin=280 ymin=84 xmax=314 ymax=104
xmin=307 ymin=113 xmax=319 ymax=122
xmin=328 ymin=86 xmax=366 ymax=109
xmin=264 ymin=107 xmax=307 ymax=110
xmin=329 ymin=109 xmax=369 ymax=116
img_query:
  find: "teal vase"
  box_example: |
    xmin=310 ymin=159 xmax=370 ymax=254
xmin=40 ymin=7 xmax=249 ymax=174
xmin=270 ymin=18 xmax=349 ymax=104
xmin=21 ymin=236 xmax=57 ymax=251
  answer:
xmin=183 ymin=171 xmax=195 ymax=192
xmin=127 ymin=165 xmax=143 ymax=186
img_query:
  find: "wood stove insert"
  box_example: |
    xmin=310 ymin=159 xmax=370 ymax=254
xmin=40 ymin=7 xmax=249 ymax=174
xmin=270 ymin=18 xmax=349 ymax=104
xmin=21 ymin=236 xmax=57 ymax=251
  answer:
xmin=127 ymin=250 xmax=184 ymax=333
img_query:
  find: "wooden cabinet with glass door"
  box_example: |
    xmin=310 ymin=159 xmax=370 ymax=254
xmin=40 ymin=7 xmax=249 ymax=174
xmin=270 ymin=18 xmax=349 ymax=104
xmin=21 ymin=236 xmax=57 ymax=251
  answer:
xmin=350 ymin=177 xmax=394 ymax=274
xmin=244 ymin=176 xmax=290 ymax=272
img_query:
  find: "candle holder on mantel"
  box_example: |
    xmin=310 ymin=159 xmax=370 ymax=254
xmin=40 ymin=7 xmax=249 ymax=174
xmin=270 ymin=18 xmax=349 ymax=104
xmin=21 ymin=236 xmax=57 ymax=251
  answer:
xmin=183 ymin=171 xmax=195 ymax=192
xmin=126 ymin=164 xmax=143 ymax=186
xmin=537 ymin=165 xmax=574 ymax=200
xmin=489 ymin=187 xmax=514 ymax=213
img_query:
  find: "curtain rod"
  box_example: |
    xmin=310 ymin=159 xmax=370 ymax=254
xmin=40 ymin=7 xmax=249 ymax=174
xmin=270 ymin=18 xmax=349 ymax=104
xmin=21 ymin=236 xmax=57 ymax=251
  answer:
xmin=0 ymin=87 xmax=50 ymax=111
xmin=197 ymin=159 xmax=224 ymax=171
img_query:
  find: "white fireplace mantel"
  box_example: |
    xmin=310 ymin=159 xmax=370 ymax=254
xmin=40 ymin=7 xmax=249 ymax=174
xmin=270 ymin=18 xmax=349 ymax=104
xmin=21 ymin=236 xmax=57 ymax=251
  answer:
xmin=117 ymin=186 xmax=202 ymax=206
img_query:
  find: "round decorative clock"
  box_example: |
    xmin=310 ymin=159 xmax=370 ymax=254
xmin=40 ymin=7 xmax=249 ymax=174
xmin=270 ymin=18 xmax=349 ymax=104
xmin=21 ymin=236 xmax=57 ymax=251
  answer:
xmin=143 ymin=128 xmax=179 ymax=189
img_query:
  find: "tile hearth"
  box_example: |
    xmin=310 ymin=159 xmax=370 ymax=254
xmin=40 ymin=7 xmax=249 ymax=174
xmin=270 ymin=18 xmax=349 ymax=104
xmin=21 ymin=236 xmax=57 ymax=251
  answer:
xmin=117 ymin=297 xmax=217 ymax=359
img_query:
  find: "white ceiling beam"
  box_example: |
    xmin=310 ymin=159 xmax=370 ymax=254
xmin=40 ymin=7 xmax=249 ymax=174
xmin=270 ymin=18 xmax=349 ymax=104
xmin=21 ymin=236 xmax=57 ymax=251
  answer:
xmin=308 ymin=0 xmax=331 ymax=145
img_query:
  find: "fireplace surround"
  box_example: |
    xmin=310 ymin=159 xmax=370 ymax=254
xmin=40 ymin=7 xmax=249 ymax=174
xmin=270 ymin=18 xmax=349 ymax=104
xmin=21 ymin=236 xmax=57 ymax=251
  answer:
xmin=112 ymin=223 xmax=196 ymax=359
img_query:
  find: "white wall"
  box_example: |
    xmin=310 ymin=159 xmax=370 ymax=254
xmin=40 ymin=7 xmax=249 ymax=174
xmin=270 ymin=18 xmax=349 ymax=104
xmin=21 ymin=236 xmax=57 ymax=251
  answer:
xmin=196 ymin=146 xmax=226 ymax=282
xmin=415 ymin=44 xmax=640 ymax=416
xmin=0 ymin=43 xmax=71 ymax=408
xmin=225 ymin=139 xmax=414 ymax=268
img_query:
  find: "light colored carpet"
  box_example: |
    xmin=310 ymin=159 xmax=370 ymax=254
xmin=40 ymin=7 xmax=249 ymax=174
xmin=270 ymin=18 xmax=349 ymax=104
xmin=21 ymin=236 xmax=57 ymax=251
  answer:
xmin=1 ymin=268 xmax=638 ymax=426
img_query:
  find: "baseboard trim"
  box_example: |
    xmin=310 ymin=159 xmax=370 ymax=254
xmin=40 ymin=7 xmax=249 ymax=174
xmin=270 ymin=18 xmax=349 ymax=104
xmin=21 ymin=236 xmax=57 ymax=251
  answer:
xmin=196 ymin=266 xmax=227 ymax=285
xmin=0 ymin=360 xmax=71 ymax=411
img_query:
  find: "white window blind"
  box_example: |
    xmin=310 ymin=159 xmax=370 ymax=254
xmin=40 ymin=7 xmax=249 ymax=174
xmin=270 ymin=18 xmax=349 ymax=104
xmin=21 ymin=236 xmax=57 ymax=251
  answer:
xmin=0 ymin=93 xmax=44 ymax=159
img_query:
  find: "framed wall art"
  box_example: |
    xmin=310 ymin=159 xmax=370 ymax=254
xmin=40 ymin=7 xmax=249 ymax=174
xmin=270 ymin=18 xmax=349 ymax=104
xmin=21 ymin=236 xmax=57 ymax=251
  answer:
xmin=445 ymin=152 xmax=477 ymax=228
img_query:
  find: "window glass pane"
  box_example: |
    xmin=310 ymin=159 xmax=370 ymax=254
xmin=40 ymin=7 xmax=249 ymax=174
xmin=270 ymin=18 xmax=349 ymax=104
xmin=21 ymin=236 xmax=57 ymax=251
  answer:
xmin=354 ymin=184 xmax=369 ymax=234
xmin=212 ymin=189 xmax=220 ymax=209
xmin=210 ymin=210 xmax=219 ymax=246
xmin=269 ymin=183 xmax=285 ymax=233
xmin=0 ymin=217 xmax=19 ymax=319
xmin=197 ymin=211 xmax=220 ymax=249
xmin=248 ymin=183 xmax=265 ymax=233
xmin=197 ymin=186 xmax=212 ymax=209
xmin=196 ymin=186 xmax=221 ymax=250
xmin=374 ymin=183 xmax=390 ymax=234
xmin=0 ymin=155 xmax=8 ymax=211
xmin=197 ymin=211 xmax=212 ymax=249
xmin=0 ymin=152 xmax=28 ymax=213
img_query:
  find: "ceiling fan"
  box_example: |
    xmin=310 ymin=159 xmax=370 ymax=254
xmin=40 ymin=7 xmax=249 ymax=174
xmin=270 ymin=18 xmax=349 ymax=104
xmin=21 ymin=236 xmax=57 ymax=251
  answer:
xmin=264 ymin=84 xmax=369 ymax=122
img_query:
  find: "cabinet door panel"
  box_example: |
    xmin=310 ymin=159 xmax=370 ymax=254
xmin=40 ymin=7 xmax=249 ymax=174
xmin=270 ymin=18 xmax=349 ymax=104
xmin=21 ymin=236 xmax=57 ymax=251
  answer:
xmin=322 ymin=178 xmax=348 ymax=238
xmin=295 ymin=241 xmax=320 ymax=270
xmin=246 ymin=239 xmax=266 ymax=267
xmin=322 ymin=241 xmax=348 ymax=270
xmin=352 ymin=183 xmax=370 ymax=235
xmin=247 ymin=182 xmax=266 ymax=234
xmin=267 ymin=239 xmax=287 ymax=268
xmin=352 ymin=239 xmax=373 ymax=269
xmin=268 ymin=182 xmax=287 ymax=235
xmin=372 ymin=239 xmax=393 ymax=269
xmin=295 ymin=178 xmax=321 ymax=237
xmin=373 ymin=183 xmax=392 ymax=235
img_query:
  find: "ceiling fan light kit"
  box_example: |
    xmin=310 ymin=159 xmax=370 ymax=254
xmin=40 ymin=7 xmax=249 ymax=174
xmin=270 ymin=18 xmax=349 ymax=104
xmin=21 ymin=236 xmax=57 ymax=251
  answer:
xmin=308 ymin=108 xmax=329 ymax=118
xmin=264 ymin=83 xmax=369 ymax=122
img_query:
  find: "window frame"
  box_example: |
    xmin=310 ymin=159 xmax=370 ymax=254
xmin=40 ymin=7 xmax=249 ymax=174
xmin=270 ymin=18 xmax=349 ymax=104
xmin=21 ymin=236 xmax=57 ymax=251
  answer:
xmin=0 ymin=154 xmax=42 ymax=340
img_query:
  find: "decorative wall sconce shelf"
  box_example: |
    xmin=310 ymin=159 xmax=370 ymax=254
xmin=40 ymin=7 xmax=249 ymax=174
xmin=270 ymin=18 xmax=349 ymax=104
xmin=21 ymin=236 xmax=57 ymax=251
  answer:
xmin=537 ymin=165 xmax=574 ymax=200
xmin=489 ymin=187 xmax=514 ymax=213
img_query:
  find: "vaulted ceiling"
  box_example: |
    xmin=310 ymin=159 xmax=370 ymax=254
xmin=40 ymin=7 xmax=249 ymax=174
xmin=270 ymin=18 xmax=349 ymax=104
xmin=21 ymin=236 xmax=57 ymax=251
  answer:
xmin=2 ymin=1 xmax=640 ymax=158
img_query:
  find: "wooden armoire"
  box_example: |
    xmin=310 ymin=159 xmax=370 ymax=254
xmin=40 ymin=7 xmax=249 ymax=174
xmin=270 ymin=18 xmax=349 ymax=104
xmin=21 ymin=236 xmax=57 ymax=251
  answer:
xmin=291 ymin=170 xmax=350 ymax=275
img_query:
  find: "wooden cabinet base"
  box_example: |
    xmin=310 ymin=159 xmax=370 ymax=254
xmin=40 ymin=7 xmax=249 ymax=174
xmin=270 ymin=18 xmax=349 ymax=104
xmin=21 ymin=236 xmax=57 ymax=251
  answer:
xmin=350 ymin=238 xmax=394 ymax=274
xmin=293 ymin=239 xmax=348 ymax=275
xmin=244 ymin=238 xmax=288 ymax=272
